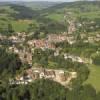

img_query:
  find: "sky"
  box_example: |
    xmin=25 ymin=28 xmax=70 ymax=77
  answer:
xmin=0 ymin=0 xmax=95 ymax=2
xmin=0 ymin=0 xmax=92 ymax=2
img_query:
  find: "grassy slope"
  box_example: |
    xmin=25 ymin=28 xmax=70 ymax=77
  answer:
xmin=41 ymin=1 xmax=100 ymax=21
xmin=0 ymin=1 xmax=56 ymax=10
xmin=11 ymin=20 xmax=30 ymax=32
xmin=0 ymin=3 xmax=58 ymax=31
xmin=85 ymin=64 xmax=100 ymax=92
xmin=23 ymin=1 xmax=59 ymax=10
xmin=0 ymin=5 xmax=34 ymax=32
xmin=46 ymin=13 xmax=64 ymax=22
xmin=0 ymin=1 xmax=100 ymax=32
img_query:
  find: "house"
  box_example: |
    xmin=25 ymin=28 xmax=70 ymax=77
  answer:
xmin=0 ymin=34 xmax=7 ymax=40
xmin=8 ymin=45 xmax=19 ymax=53
xmin=23 ymin=75 xmax=33 ymax=82
xmin=95 ymin=34 xmax=100 ymax=42
xmin=9 ymin=67 xmax=77 ymax=87
xmin=9 ymin=36 xmax=22 ymax=43
xmin=55 ymin=70 xmax=64 ymax=81
xmin=59 ymin=72 xmax=66 ymax=82
xmin=23 ymin=52 xmax=32 ymax=65
xmin=68 ymin=21 xmax=76 ymax=34
xmin=66 ymin=34 xmax=76 ymax=44
xmin=64 ymin=53 xmax=84 ymax=63
xmin=39 ymin=68 xmax=45 ymax=78
xmin=83 ymin=40 xmax=89 ymax=43
xmin=33 ymin=39 xmax=46 ymax=48
xmin=80 ymin=33 xmax=87 ymax=39
xmin=71 ymin=72 xmax=77 ymax=78
xmin=32 ymin=72 xmax=40 ymax=80
xmin=27 ymin=40 xmax=34 ymax=46
xmin=45 ymin=70 xmax=55 ymax=79
xmin=33 ymin=39 xmax=55 ymax=50
xmin=54 ymin=50 xmax=59 ymax=56
xmin=88 ymin=36 xmax=94 ymax=43
xmin=96 ymin=34 xmax=100 ymax=38
xmin=47 ymin=34 xmax=67 ymax=43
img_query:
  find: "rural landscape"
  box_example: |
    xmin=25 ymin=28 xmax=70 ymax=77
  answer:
xmin=0 ymin=0 xmax=100 ymax=100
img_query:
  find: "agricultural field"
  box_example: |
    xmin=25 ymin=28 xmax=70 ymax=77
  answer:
xmin=11 ymin=20 xmax=32 ymax=32
xmin=46 ymin=13 xmax=64 ymax=21
xmin=85 ymin=64 xmax=100 ymax=92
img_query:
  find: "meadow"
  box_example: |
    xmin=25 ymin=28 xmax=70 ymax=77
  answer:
xmin=85 ymin=64 xmax=100 ymax=92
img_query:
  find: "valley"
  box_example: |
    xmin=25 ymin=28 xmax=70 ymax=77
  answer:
xmin=0 ymin=1 xmax=100 ymax=100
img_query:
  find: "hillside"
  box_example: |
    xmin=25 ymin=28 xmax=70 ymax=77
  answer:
xmin=0 ymin=1 xmax=100 ymax=33
xmin=38 ymin=1 xmax=100 ymax=32
xmin=0 ymin=1 xmax=100 ymax=99
xmin=0 ymin=1 xmax=59 ymax=10
xmin=19 ymin=1 xmax=59 ymax=10
xmin=0 ymin=4 xmax=39 ymax=32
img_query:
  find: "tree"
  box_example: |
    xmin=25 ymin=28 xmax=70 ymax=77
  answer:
xmin=27 ymin=22 xmax=39 ymax=32
xmin=0 ymin=47 xmax=22 ymax=79
xmin=91 ymin=53 xmax=100 ymax=65
xmin=8 ymin=23 xmax=14 ymax=33
xmin=79 ymin=84 xmax=97 ymax=100
xmin=96 ymin=92 xmax=100 ymax=100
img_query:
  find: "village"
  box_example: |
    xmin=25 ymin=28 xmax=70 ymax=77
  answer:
xmin=9 ymin=67 xmax=77 ymax=87
xmin=0 ymin=20 xmax=99 ymax=87
xmin=0 ymin=25 xmax=99 ymax=66
xmin=0 ymin=1 xmax=100 ymax=99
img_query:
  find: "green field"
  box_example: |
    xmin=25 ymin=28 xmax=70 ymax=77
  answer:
xmin=11 ymin=20 xmax=31 ymax=32
xmin=85 ymin=64 xmax=100 ymax=92
xmin=46 ymin=13 xmax=64 ymax=21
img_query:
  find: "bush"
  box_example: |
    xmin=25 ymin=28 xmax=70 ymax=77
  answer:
xmin=92 ymin=53 xmax=100 ymax=65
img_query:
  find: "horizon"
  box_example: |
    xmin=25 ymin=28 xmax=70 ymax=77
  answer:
xmin=0 ymin=0 xmax=95 ymax=2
